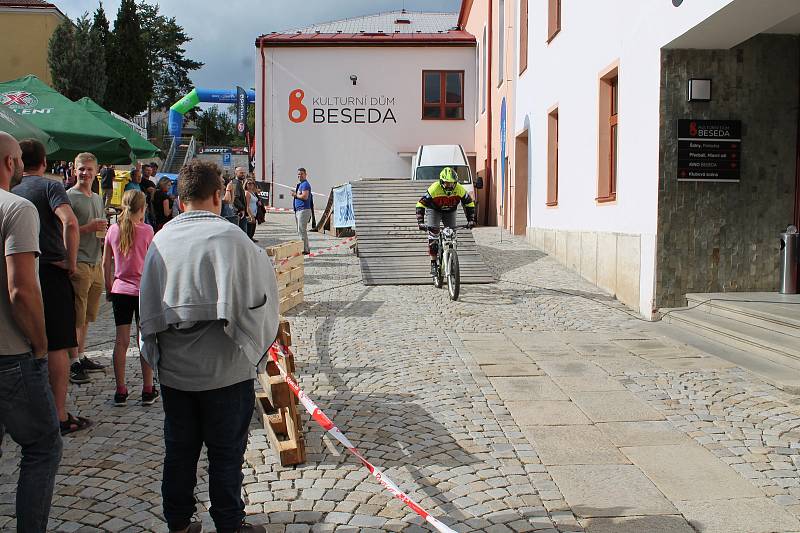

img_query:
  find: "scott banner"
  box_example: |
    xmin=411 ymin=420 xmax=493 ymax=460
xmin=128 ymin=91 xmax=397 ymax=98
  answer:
xmin=333 ymin=184 xmax=355 ymax=228
xmin=236 ymin=86 xmax=248 ymax=137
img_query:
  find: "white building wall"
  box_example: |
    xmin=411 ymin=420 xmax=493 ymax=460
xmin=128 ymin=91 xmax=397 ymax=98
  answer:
xmin=256 ymin=45 xmax=476 ymax=207
xmin=514 ymin=0 xmax=738 ymax=317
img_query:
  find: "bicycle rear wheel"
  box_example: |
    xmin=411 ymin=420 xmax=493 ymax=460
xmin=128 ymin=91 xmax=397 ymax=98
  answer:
xmin=447 ymin=249 xmax=460 ymax=300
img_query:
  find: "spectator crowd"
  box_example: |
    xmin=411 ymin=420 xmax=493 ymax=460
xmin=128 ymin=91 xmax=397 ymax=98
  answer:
xmin=0 ymin=134 xmax=279 ymax=533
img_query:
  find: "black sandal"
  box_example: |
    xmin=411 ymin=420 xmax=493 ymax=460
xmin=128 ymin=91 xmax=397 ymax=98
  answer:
xmin=60 ymin=413 xmax=92 ymax=435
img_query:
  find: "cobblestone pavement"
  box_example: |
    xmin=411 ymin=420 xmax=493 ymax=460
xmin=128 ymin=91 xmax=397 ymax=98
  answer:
xmin=1 ymin=213 xmax=800 ymax=532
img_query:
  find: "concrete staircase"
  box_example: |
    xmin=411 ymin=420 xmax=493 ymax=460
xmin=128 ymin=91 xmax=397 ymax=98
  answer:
xmin=662 ymin=292 xmax=800 ymax=374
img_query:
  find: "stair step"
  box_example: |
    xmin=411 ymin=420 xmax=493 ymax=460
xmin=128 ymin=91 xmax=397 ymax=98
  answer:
xmin=685 ymin=293 xmax=800 ymax=336
xmin=663 ymin=307 xmax=800 ymax=372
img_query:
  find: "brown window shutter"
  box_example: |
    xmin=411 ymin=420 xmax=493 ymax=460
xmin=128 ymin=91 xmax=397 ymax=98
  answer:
xmin=547 ymin=0 xmax=561 ymax=42
xmin=547 ymin=109 xmax=559 ymax=206
xmin=520 ymin=0 xmax=528 ymax=74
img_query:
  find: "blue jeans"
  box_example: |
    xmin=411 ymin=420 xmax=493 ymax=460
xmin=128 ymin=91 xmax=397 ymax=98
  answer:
xmin=0 ymin=354 xmax=62 ymax=533
xmin=161 ymin=380 xmax=254 ymax=533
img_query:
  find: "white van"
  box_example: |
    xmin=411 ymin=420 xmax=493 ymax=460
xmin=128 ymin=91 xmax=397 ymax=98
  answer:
xmin=411 ymin=144 xmax=481 ymax=200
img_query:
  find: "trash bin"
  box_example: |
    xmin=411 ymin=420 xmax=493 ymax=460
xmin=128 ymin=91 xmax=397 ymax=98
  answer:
xmin=779 ymin=225 xmax=799 ymax=294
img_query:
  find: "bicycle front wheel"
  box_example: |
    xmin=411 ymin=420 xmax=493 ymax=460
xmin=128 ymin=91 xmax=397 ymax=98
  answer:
xmin=447 ymin=249 xmax=460 ymax=301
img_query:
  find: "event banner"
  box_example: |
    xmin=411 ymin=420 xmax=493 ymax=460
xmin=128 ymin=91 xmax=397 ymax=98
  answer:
xmin=236 ymin=86 xmax=248 ymax=138
xmin=333 ymin=184 xmax=355 ymax=228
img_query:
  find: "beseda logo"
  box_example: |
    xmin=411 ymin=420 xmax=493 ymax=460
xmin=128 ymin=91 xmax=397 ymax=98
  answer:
xmin=689 ymin=121 xmax=698 ymax=137
xmin=1 ymin=91 xmax=38 ymax=108
xmin=289 ymin=89 xmax=308 ymax=123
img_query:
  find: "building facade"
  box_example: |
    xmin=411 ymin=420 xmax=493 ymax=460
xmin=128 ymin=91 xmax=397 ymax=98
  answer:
xmin=0 ymin=1 xmax=67 ymax=85
xmin=510 ymin=0 xmax=800 ymax=317
xmin=254 ymin=12 xmax=476 ymax=208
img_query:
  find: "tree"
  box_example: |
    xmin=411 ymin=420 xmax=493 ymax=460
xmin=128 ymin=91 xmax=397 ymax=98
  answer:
xmin=197 ymin=106 xmax=235 ymax=146
xmin=47 ymin=14 xmax=106 ymax=103
xmin=227 ymin=103 xmax=255 ymax=147
xmin=105 ymin=0 xmax=149 ymax=117
xmin=91 ymin=2 xmax=111 ymax=105
xmin=74 ymin=14 xmax=107 ymax=103
xmin=48 ymin=19 xmax=77 ymax=96
xmin=137 ymin=2 xmax=203 ymax=110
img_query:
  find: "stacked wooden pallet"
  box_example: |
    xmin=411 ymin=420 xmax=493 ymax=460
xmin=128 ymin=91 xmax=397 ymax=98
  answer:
xmin=267 ymin=241 xmax=304 ymax=314
xmin=255 ymin=320 xmax=306 ymax=466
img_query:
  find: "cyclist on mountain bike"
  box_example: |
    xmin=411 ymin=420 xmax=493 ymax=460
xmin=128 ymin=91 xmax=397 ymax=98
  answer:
xmin=416 ymin=167 xmax=477 ymax=275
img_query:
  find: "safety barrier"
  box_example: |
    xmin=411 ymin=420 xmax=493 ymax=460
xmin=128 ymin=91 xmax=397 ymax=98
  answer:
xmin=267 ymin=342 xmax=458 ymax=533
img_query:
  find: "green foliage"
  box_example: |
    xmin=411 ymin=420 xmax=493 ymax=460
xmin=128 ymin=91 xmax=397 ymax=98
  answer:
xmin=47 ymin=0 xmax=201 ymax=121
xmin=137 ymin=2 xmax=203 ymax=110
xmin=197 ymin=105 xmax=236 ymax=146
xmin=48 ymin=19 xmax=77 ymax=97
xmin=48 ymin=15 xmax=107 ymax=104
xmin=104 ymin=0 xmax=149 ymax=117
xmin=226 ymin=103 xmax=256 ymax=146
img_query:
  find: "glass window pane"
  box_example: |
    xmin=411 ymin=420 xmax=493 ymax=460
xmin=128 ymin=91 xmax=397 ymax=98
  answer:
xmin=444 ymin=106 xmax=463 ymax=119
xmin=423 ymin=106 xmax=441 ymax=119
xmin=424 ymin=73 xmax=441 ymax=104
xmin=445 ymin=72 xmax=462 ymax=104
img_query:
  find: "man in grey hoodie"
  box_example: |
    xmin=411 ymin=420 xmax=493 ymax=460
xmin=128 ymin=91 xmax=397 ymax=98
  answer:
xmin=140 ymin=160 xmax=279 ymax=533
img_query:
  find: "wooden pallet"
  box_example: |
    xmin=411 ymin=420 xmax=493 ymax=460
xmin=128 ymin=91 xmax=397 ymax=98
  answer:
xmin=267 ymin=241 xmax=305 ymax=313
xmin=255 ymin=320 xmax=306 ymax=466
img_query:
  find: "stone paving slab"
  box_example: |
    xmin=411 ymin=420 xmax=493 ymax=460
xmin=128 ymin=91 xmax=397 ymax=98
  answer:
xmin=535 ymin=360 xmax=608 ymax=378
xmin=581 ymin=515 xmax=696 ymax=533
xmin=596 ymin=421 xmax=690 ymax=447
xmin=549 ymin=376 xmax=626 ymax=392
xmin=489 ymin=377 xmax=568 ymax=401
xmin=674 ymin=497 xmax=800 ymax=533
xmin=651 ymin=356 xmax=737 ymax=371
xmin=550 ymin=464 xmax=677 ymax=518
xmin=621 ymin=444 xmax=763 ymax=501
xmin=568 ymin=391 xmax=665 ymax=423
xmin=525 ymin=426 xmax=629 ymax=466
xmin=506 ymin=401 xmax=591 ymax=426
xmin=481 ymin=364 xmax=543 ymax=377
xmin=464 ymin=341 xmax=532 ymax=365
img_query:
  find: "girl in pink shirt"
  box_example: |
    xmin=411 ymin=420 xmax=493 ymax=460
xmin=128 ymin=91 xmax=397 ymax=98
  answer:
xmin=103 ymin=190 xmax=156 ymax=406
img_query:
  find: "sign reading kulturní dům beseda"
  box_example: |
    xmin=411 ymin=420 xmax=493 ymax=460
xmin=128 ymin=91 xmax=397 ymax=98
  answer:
xmin=677 ymin=119 xmax=741 ymax=182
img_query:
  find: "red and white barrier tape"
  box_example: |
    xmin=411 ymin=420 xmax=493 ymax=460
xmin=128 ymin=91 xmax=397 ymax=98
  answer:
xmin=266 ymin=206 xmax=294 ymax=213
xmin=267 ymin=344 xmax=457 ymax=533
xmin=274 ymin=236 xmax=356 ymax=267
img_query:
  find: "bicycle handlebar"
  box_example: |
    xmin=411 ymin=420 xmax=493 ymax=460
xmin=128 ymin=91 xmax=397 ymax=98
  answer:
xmin=419 ymin=224 xmax=472 ymax=231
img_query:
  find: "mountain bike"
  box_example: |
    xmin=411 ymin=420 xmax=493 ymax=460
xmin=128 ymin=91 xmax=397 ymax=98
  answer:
xmin=423 ymin=224 xmax=470 ymax=301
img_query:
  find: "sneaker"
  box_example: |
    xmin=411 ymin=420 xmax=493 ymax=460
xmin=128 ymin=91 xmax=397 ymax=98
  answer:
xmin=69 ymin=361 xmax=91 ymax=384
xmin=430 ymin=261 xmax=437 ymax=276
xmin=113 ymin=391 xmax=128 ymax=407
xmin=302 ymin=250 xmax=310 ymax=255
xmin=236 ymin=523 xmax=266 ymax=533
xmin=141 ymin=388 xmax=160 ymax=406
xmin=80 ymin=356 xmax=105 ymax=372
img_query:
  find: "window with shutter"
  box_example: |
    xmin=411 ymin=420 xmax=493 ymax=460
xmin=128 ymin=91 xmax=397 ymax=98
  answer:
xmin=520 ymin=0 xmax=528 ymax=74
xmin=548 ymin=0 xmax=561 ymax=43
xmin=547 ymin=108 xmax=559 ymax=206
xmin=597 ymin=67 xmax=618 ymax=203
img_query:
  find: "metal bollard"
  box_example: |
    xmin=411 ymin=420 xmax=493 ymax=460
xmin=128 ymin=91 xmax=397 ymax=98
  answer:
xmin=779 ymin=225 xmax=799 ymax=294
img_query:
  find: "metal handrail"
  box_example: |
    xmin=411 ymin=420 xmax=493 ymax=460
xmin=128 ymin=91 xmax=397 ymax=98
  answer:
xmin=182 ymin=136 xmax=197 ymax=168
xmin=163 ymin=135 xmax=177 ymax=170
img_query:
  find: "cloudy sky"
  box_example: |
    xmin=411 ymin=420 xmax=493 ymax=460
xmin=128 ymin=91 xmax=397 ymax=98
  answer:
xmin=59 ymin=0 xmax=461 ymax=93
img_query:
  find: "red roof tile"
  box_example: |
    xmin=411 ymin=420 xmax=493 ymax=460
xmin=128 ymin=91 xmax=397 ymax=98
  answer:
xmin=255 ymin=30 xmax=475 ymax=47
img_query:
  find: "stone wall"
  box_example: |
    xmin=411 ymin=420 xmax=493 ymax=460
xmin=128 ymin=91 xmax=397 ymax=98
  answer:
xmin=656 ymin=34 xmax=799 ymax=308
xmin=527 ymin=228 xmax=641 ymax=313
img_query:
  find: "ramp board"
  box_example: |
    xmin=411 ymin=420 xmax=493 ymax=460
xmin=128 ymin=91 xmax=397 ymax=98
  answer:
xmin=351 ymin=179 xmax=494 ymax=286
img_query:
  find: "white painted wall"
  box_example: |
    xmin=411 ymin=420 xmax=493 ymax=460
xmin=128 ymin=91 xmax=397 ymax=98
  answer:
xmin=256 ymin=45 xmax=476 ymax=207
xmin=513 ymin=0 xmax=742 ymax=316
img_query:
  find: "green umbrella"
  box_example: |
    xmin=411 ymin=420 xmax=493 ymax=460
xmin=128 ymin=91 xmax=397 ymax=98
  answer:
xmin=0 ymin=75 xmax=132 ymax=163
xmin=0 ymin=106 xmax=60 ymax=154
xmin=76 ymin=97 xmax=162 ymax=160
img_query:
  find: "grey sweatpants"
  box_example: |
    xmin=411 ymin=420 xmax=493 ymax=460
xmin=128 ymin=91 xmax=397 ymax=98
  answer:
xmin=425 ymin=209 xmax=457 ymax=257
xmin=295 ymin=209 xmax=312 ymax=253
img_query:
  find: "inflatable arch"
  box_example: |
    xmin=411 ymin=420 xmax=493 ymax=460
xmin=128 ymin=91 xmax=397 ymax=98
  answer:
xmin=168 ymin=88 xmax=256 ymax=138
